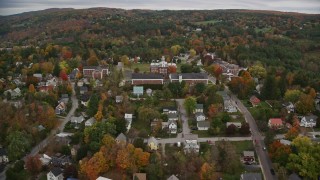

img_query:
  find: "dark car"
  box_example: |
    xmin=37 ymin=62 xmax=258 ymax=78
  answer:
xmin=270 ymin=168 xmax=275 ymax=175
xmin=191 ymin=127 xmax=198 ymax=130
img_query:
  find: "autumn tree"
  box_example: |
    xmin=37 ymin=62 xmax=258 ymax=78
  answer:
xmin=168 ymin=66 xmax=177 ymax=73
xmin=171 ymin=45 xmax=181 ymax=56
xmin=59 ymin=69 xmax=68 ymax=81
xmin=28 ymin=84 xmax=36 ymax=93
xmin=189 ymin=49 xmax=196 ymax=58
xmin=228 ymin=71 xmax=254 ymax=98
xmin=295 ymin=94 xmax=315 ymax=114
xmin=249 ymin=63 xmax=267 ymax=79
xmin=184 ymin=96 xmax=197 ymax=115
xmin=287 ymin=136 xmax=320 ymax=179
xmin=121 ymin=55 xmax=130 ymax=67
xmin=268 ymin=141 xmax=291 ymax=166
xmin=80 ymin=151 xmax=108 ymax=180
xmin=207 ymin=104 xmax=219 ymax=118
xmin=25 ymin=155 xmax=42 ymax=175
xmin=199 ymin=163 xmax=215 ymax=180
xmin=209 ymin=64 xmax=223 ymax=83
xmin=284 ymin=89 xmax=302 ymax=103
xmin=138 ymin=106 xmax=160 ymax=124
xmin=285 ymin=117 xmax=300 ymax=140
xmin=87 ymin=56 xmax=99 ymax=66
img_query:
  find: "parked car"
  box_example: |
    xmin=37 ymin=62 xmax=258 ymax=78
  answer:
xmin=270 ymin=169 xmax=275 ymax=175
xmin=191 ymin=127 xmax=198 ymax=130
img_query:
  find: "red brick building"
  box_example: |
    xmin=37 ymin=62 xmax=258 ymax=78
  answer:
xmin=83 ymin=66 xmax=109 ymax=79
xmin=150 ymin=56 xmax=176 ymax=75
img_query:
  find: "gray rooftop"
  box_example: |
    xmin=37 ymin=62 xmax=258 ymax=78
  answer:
xmin=116 ymin=133 xmax=127 ymax=142
xmin=197 ymin=121 xmax=210 ymax=128
xmin=243 ymin=151 xmax=254 ymax=157
xmin=132 ymin=73 xmax=163 ymax=79
xmin=170 ymin=73 xmax=208 ymax=80
xmin=196 ymin=104 xmax=203 ymax=109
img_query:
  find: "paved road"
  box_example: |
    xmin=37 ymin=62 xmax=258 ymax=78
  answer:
xmin=158 ymin=136 xmax=252 ymax=144
xmin=226 ymin=87 xmax=277 ymax=180
xmin=26 ymin=82 xmax=78 ymax=158
xmin=176 ymin=99 xmax=190 ymax=135
xmin=0 ymin=83 xmax=78 ymax=180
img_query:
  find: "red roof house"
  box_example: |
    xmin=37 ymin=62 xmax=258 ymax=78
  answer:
xmin=268 ymin=118 xmax=283 ymax=129
xmin=250 ymin=96 xmax=261 ymax=107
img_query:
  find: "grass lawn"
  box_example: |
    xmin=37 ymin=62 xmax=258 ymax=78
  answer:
xmin=165 ymin=143 xmax=183 ymax=155
xmin=130 ymin=63 xmax=150 ymax=72
xmin=129 ymin=63 xmax=183 ymax=73
xmin=241 ymin=99 xmax=252 ymax=107
xmin=192 ymin=130 xmax=211 ymax=137
xmin=132 ymin=117 xmax=151 ymax=135
xmin=255 ymin=27 xmax=273 ymax=33
xmin=231 ymin=140 xmax=255 ymax=155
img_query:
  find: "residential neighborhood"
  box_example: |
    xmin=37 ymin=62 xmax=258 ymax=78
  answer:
xmin=0 ymin=6 xmax=320 ymax=180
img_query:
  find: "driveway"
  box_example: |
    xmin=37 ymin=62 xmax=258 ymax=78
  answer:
xmin=176 ymin=99 xmax=191 ymax=135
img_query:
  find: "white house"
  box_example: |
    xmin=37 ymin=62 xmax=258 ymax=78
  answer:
xmin=47 ymin=167 xmax=63 ymax=180
xmin=0 ymin=148 xmax=9 ymax=164
xmin=197 ymin=121 xmax=210 ymax=130
xmin=184 ymin=134 xmax=199 ymax=153
xmin=283 ymin=102 xmax=295 ymax=113
xmin=4 ymin=87 xmax=21 ymax=99
xmin=163 ymin=107 xmax=178 ymax=114
xmin=85 ymin=117 xmax=96 ymax=127
xmin=146 ymin=88 xmax=153 ymax=96
xmin=55 ymin=102 xmax=66 ymax=115
xmin=224 ymin=100 xmax=237 ymax=113
xmin=168 ymin=121 xmax=178 ymax=134
xmin=300 ymin=115 xmax=317 ymax=128
xmin=115 ymin=95 xmax=123 ymax=103
xmin=70 ymin=115 xmax=85 ymax=124
xmin=195 ymin=112 xmax=206 ymax=121
xmin=226 ymin=122 xmax=242 ymax=128
xmin=80 ymin=95 xmax=90 ymax=107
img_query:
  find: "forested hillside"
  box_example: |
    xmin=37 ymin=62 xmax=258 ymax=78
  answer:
xmin=0 ymin=8 xmax=320 ymax=89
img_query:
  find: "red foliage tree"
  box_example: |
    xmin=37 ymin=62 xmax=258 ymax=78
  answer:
xmin=168 ymin=66 xmax=177 ymax=73
xmin=60 ymin=70 xmax=68 ymax=81
xmin=25 ymin=155 xmax=42 ymax=175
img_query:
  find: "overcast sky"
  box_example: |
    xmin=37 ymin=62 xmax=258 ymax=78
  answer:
xmin=0 ymin=0 xmax=319 ymax=16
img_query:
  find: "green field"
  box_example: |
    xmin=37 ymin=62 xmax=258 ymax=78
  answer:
xmin=193 ymin=20 xmax=221 ymax=25
xmin=129 ymin=63 xmax=182 ymax=73
xmin=254 ymin=27 xmax=273 ymax=33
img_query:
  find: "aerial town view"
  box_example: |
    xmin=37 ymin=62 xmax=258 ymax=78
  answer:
xmin=0 ymin=0 xmax=319 ymax=180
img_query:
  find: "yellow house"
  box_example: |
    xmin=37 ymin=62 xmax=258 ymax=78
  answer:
xmin=147 ymin=137 xmax=159 ymax=150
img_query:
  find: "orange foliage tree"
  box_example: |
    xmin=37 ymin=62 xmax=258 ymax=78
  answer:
xmin=268 ymin=140 xmax=291 ymax=166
